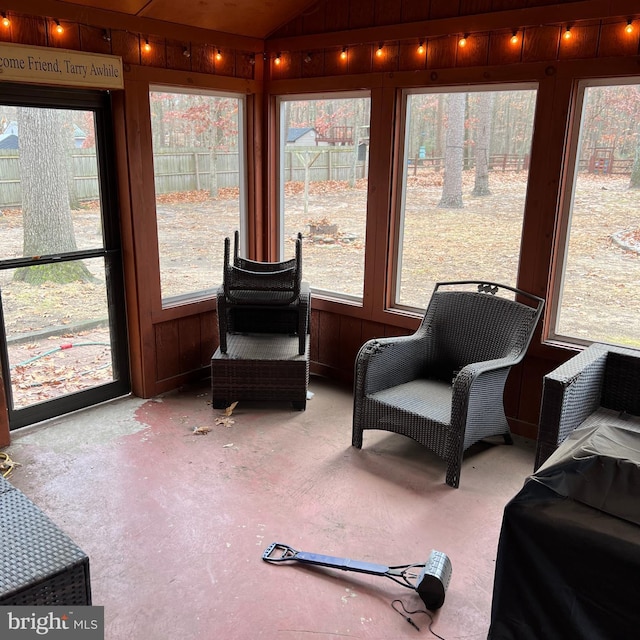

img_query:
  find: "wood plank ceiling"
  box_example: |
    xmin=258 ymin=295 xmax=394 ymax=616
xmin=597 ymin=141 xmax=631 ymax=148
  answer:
xmin=57 ymin=0 xmax=318 ymax=38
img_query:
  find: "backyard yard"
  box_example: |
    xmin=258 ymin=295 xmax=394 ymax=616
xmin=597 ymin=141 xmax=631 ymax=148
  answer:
xmin=1 ymin=169 xmax=639 ymax=406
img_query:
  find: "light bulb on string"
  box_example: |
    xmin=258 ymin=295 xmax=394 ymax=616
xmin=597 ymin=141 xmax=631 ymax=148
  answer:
xmin=458 ymin=34 xmax=468 ymax=47
xmin=55 ymin=20 xmax=64 ymax=35
xmin=375 ymin=44 xmax=384 ymax=57
xmin=417 ymin=41 xmax=425 ymax=55
xmin=274 ymin=53 xmax=281 ymax=66
xmin=510 ymin=31 xmax=519 ymax=45
xmin=340 ymin=47 xmax=347 ymax=61
xmin=143 ymin=38 xmax=151 ymax=53
xmin=563 ymin=26 xmax=572 ymax=40
xmin=2 ymin=13 xmax=10 ymax=28
xmin=625 ymin=20 xmax=634 ymax=34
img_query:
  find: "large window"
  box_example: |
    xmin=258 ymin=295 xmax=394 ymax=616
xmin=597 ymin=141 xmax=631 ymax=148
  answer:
xmin=279 ymin=93 xmax=371 ymax=301
xmin=396 ymin=86 xmax=537 ymax=309
xmin=150 ymin=87 xmax=245 ymax=305
xmin=551 ymin=79 xmax=640 ymax=349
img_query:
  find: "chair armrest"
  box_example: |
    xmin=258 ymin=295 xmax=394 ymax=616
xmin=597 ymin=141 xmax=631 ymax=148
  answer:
xmin=354 ymin=335 xmax=426 ymax=396
xmin=536 ymin=343 xmax=609 ymax=468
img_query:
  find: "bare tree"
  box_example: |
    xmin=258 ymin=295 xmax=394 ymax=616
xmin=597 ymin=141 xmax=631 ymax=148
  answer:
xmin=438 ymin=92 xmax=466 ymax=208
xmin=472 ymin=93 xmax=495 ymax=196
xmin=15 ymin=107 xmax=92 ymax=284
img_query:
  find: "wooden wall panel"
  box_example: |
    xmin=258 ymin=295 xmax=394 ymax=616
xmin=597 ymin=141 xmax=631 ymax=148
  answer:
xmin=323 ymin=0 xmax=350 ymax=33
xmin=456 ymin=33 xmax=490 ymax=66
xmin=375 ymin=0 xmax=403 ymax=27
xmin=558 ymin=23 xmax=600 ymax=60
xmin=191 ymin=43 xmax=216 ymax=74
xmin=373 ymin=43 xmax=400 ymax=73
xmin=402 ymin=1 xmax=431 ymax=23
xmin=178 ymin=316 xmax=202 ymax=372
xmin=79 ymin=24 xmax=113 ymax=54
xmin=48 ymin=18 xmax=80 ymax=50
xmin=430 ymin=0 xmax=461 ymax=20
xmin=12 ymin=14 xmax=46 ymax=46
xmin=427 ymin=36 xmax=458 ymax=69
xmin=349 ymin=0 xmax=375 ymax=30
xmin=111 ymin=30 xmax=141 ymax=65
xmin=598 ymin=20 xmax=640 ymax=57
xmin=199 ymin=312 xmax=217 ymax=367
xmin=522 ymin=25 xmax=560 ymax=62
xmin=166 ymin=39 xmax=193 ymax=72
xmin=488 ymin=31 xmax=524 ymax=66
xmin=155 ymin=320 xmax=180 ymax=381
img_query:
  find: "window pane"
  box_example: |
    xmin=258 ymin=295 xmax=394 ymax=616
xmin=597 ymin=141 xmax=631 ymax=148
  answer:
xmin=1 ymin=258 xmax=115 ymax=409
xmin=150 ymin=88 xmax=244 ymax=304
xmin=397 ymin=88 xmax=537 ymax=309
xmin=554 ymin=82 xmax=640 ymax=348
xmin=0 ymin=107 xmax=104 ymax=259
xmin=280 ymin=94 xmax=371 ymax=301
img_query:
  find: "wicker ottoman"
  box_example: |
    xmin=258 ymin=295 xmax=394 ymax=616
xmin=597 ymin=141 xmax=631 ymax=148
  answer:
xmin=0 ymin=476 xmax=91 ymax=605
xmin=211 ymin=334 xmax=310 ymax=410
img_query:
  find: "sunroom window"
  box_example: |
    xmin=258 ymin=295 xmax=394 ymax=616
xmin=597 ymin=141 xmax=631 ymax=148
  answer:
xmin=279 ymin=92 xmax=371 ymax=302
xmin=550 ymin=79 xmax=640 ymax=349
xmin=149 ymin=86 xmax=246 ymax=306
xmin=395 ymin=85 xmax=538 ymax=310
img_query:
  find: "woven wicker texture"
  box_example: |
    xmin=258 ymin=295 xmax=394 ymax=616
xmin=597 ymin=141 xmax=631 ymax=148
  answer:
xmin=0 ymin=481 xmax=91 ymax=605
xmin=217 ymin=231 xmax=309 ymax=355
xmin=353 ymin=281 xmax=544 ymax=488
xmin=212 ymin=334 xmax=309 ymax=410
xmin=535 ymin=342 xmax=640 ymax=469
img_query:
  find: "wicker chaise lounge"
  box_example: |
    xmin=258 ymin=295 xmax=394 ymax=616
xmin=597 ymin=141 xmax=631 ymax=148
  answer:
xmin=352 ymin=281 xmax=544 ymax=488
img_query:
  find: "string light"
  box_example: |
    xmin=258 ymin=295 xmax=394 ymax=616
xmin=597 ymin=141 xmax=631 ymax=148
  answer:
xmin=625 ymin=19 xmax=634 ymax=34
xmin=54 ymin=20 xmax=64 ymax=34
xmin=458 ymin=34 xmax=468 ymax=47
xmin=274 ymin=52 xmax=281 ymax=65
xmin=375 ymin=44 xmax=383 ymax=57
xmin=340 ymin=46 xmax=347 ymax=60
xmin=183 ymin=47 xmax=191 ymax=58
xmin=563 ymin=26 xmax=572 ymax=40
xmin=304 ymin=53 xmax=312 ymax=63
xmin=1 ymin=13 xmax=10 ymax=28
xmin=417 ymin=41 xmax=425 ymax=55
xmin=143 ymin=38 xmax=151 ymax=53
xmin=510 ymin=31 xmax=519 ymax=45
xmin=215 ymin=49 xmax=222 ymax=61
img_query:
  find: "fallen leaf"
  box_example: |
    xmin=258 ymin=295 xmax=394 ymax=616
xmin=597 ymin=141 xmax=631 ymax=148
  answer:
xmin=192 ymin=425 xmax=211 ymax=435
xmin=215 ymin=416 xmax=235 ymax=428
xmin=224 ymin=401 xmax=239 ymax=417
xmin=223 ymin=443 xmax=234 ymax=448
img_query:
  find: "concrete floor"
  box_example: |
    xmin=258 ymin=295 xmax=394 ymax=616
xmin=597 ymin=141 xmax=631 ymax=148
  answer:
xmin=4 ymin=375 xmax=536 ymax=639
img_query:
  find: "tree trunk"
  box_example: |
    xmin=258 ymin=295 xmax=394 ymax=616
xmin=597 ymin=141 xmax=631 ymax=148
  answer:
xmin=472 ymin=93 xmax=495 ymax=197
xmin=438 ymin=92 xmax=466 ymax=208
xmin=630 ymin=132 xmax=640 ymax=189
xmin=14 ymin=107 xmax=93 ymax=284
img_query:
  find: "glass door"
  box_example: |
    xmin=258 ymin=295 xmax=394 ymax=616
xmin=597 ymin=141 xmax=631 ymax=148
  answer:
xmin=0 ymin=84 xmax=129 ymax=429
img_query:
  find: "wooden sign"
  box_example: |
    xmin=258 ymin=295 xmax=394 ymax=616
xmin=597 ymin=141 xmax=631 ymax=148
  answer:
xmin=0 ymin=42 xmax=123 ymax=90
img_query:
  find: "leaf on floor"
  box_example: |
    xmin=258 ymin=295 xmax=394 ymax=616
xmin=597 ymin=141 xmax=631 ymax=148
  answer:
xmin=215 ymin=416 xmax=235 ymax=428
xmin=0 ymin=452 xmax=21 ymax=478
xmin=224 ymin=401 xmax=239 ymax=416
xmin=192 ymin=425 xmax=212 ymax=435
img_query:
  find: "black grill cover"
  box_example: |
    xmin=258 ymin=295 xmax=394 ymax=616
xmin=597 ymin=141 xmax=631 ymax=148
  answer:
xmin=488 ymin=421 xmax=640 ymax=640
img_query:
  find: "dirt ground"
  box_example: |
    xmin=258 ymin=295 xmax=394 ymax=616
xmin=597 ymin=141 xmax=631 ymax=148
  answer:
xmin=1 ymin=170 xmax=639 ymax=405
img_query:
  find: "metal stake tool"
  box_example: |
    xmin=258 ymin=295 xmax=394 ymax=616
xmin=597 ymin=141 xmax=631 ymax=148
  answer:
xmin=262 ymin=542 xmax=452 ymax=610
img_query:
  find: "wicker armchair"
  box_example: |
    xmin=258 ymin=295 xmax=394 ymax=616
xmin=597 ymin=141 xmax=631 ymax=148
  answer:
xmin=217 ymin=231 xmax=310 ymax=355
xmin=534 ymin=342 xmax=640 ymax=470
xmin=352 ymin=281 xmax=544 ymax=488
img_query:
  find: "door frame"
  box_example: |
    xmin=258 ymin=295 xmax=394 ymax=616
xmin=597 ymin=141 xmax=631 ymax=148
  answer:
xmin=0 ymin=82 xmax=130 ymax=430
